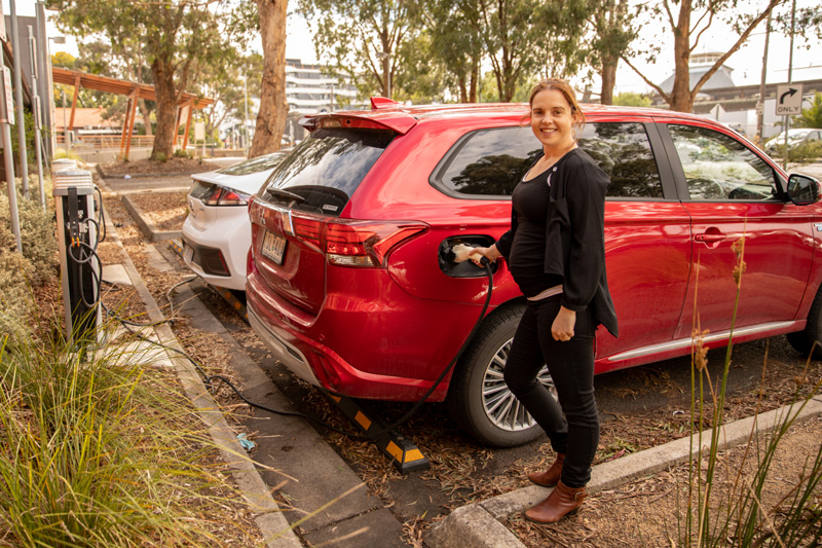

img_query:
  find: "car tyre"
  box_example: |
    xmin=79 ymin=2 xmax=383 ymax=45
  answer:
xmin=787 ymin=286 xmax=822 ymax=358
xmin=448 ymin=304 xmax=555 ymax=447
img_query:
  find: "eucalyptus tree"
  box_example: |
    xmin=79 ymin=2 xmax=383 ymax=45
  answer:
xmin=454 ymin=0 xmax=591 ymax=102
xmin=298 ymin=0 xmax=423 ymax=98
xmin=47 ymin=0 xmax=251 ymax=161
xmin=621 ymin=0 xmax=786 ymax=112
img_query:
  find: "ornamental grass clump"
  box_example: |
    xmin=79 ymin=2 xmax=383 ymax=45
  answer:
xmin=0 ymin=315 xmax=254 ymax=546
xmin=681 ymin=236 xmax=822 ymax=547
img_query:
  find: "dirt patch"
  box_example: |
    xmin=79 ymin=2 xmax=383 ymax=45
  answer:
xmin=100 ymin=157 xmax=211 ymax=177
xmin=128 ymin=191 xmax=188 ymax=231
xmin=507 ymin=415 xmax=822 ymax=547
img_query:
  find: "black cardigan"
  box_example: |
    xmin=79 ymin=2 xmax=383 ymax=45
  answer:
xmin=496 ymin=148 xmax=618 ymax=337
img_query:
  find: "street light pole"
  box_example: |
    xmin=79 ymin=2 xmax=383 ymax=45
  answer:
xmin=782 ymin=0 xmax=796 ymax=171
xmin=755 ymin=12 xmax=771 ymax=146
xmin=28 ymin=25 xmax=45 ymax=210
xmin=243 ymin=74 xmax=250 ymax=153
xmin=9 ymin=0 xmax=29 ymax=194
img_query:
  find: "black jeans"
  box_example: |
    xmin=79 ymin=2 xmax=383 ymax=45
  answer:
xmin=504 ymin=295 xmax=599 ymax=488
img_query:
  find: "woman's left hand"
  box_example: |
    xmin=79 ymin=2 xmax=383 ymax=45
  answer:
xmin=551 ymin=306 xmax=576 ymax=342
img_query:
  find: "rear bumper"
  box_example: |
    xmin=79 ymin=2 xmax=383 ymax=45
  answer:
xmin=182 ymin=213 xmax=249 ymax=290
xmin=247 ymin=304 xmax=320 ymax=386
xmin=246 ymin=274 xmax=451 ymax=401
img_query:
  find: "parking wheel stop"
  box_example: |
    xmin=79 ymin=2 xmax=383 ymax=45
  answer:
xmin=327 ymin=394 xmax=430 ymax=473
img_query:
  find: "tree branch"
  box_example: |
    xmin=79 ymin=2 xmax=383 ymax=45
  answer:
xmin=662 ymin=0 xmax=677 ymax=31
xmin=620 ymin=54 xmax=670 ymax=102
xmin=690 ymin=6 xmax=715 ymax=53
xmin=691 ymin=0 xmax=781 ymax=94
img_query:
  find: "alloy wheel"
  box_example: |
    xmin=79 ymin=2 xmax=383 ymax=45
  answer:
xmin=481 ymin=337 xmax=555 ymax=432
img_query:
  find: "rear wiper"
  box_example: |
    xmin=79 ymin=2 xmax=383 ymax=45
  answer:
xmin=265 ymin=187 xmax=305 ymax=204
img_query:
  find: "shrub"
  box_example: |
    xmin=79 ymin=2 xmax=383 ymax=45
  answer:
xmin=0 ymin=178 xmax=58 ymax=285
xmin=767 ymin=141 xmax=822 ymax=163
xmin=0 ymin=250 xmax=35 ymax=342
xmin=0 ymin=318 xmax=258 ymax=546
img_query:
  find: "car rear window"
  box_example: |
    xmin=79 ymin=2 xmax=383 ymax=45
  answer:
xmin=217 ymin=152 xmax=286 ymax=175
xmin=432 ymin=122 xmax=663 ymax=199
xmin=260 ymin=128 xmax=394 ymax=215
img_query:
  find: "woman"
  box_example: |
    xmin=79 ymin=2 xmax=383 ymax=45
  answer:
xmin=471 ymin=79 xmax=618 ymax=523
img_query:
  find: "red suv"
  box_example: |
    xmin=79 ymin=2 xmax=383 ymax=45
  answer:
xmin=246 ymin=100 xmax=821 ymax=446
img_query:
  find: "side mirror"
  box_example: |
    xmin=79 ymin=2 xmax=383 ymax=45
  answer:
xmin=786 ymin=173 xmax=820 ymax=206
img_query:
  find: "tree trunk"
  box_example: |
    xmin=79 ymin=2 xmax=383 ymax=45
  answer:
xmin=138 ymin=99 xmax=152 ymax=136
xmin=150 ymin=57 xmax=178 ymax=160
xmin=469 ymin=58 xmax=478 ymax=102
xmin=670 ymin=0 xmax=694 ymax=112
xmin=600 ymin=54 xmax=618 ymax=105
xmin=250 ymin=0 xmax=288 ymax=158
xmin=458 ymin=72 xmax=468 ymax=103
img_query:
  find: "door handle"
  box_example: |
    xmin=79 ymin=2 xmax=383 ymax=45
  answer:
xmin=694 ymin=228 xmax=725 ymax=245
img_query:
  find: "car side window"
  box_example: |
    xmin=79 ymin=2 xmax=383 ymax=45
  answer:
xmin=668 ymin=124 xmax=778 ymax=201
xmin=434 ymin=122 xmax=663 ymax=198
xmin=577 ymin=122 xmax=663 ymax=199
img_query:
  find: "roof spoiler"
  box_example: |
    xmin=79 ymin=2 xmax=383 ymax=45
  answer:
xmin=370 ymin=96 xmax=399 ymax=110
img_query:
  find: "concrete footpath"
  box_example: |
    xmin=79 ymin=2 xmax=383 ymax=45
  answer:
xmin=426 ymin=395 xmax=822 ymax=547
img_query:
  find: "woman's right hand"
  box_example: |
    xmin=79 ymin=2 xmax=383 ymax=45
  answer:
xmin=470 ymin=244 xmax=501 ymax=266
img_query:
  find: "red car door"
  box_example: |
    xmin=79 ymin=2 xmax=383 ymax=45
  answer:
xmin=575 ymin=120 xmax=693 ymax=371
xmin=663 ymin=123 xmax=814 ymax=339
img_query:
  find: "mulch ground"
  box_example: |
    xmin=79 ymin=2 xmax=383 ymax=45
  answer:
xmin=100 ymin=157 xmax=212 ymax=177
xmin=127 ymin=191 xmax=188 ymax=231
xmin=507 ymin=415 xmax=822 ymax=547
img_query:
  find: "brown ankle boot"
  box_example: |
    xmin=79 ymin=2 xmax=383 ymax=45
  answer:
xmin=527 ymin=453 xmax=565 ymax=487
xmin=523 ymin=480 xmax=586 ymax=523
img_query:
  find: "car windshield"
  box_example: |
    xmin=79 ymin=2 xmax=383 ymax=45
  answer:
xmin=217 ymin=151 xmax=287 ymax=176
xmin=260 ymin=128 xmax=395 ymax=215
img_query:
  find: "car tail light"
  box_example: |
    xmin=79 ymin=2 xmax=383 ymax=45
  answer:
xmin=287 ymin=214 xmax=428 ymax=267
xmin=199 ymin=184 xmax=250 ymax=206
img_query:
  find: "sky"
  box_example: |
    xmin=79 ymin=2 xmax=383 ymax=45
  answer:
xmin=11 ymin=0 xmax=822 ymax=98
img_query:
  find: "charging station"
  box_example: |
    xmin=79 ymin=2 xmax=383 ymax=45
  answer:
xmin=53 ymin=168 xmax=101 ymax=342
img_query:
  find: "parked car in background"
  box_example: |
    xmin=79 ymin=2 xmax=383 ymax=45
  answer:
xmin=765 ymin=128 xmax=822 ymax=152
xmin=246 ymin=100 xmax=821 ymax=447
xmin=182 ymin=151 xmax=286 ymax=290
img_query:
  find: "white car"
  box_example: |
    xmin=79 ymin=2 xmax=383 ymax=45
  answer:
xmin=764 ymin=128 xmax=822 ymax=152
xmin=182 ymin=152 xmax=287 ymax=290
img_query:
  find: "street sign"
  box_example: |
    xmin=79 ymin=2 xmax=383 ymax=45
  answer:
xmin=775 ymin=84 xmax=803 ymax=116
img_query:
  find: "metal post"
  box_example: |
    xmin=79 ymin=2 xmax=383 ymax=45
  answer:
xmin=782 ymin=0 xmax=796 ymax=171
xmin=1 ymin=66 xmax=22 ymax=252
xmin=9 ymin=0 xmax=28 ymax=194
xmin=755 ymin=12 xmax=771 ymax=145
xmin=28 ymin=26 xmax=45 ymax=210
xmin=243 ymin=75 xmax=249 ymax=152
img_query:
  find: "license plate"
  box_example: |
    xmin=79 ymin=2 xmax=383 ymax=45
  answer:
xmin=261 ymin=231 xmax=287 ymax=265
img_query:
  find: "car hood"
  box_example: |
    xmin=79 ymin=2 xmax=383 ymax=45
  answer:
xmin=190 ymin=168 xmax=275 ymax=195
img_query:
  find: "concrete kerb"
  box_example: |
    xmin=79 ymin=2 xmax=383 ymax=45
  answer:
xmin=120 ymin=194 xmax=183 ymax=242
xmin=104 ymin=219 xmax=301 ymax=548
xmin=426 ymin=397 xmax=822 ymax=548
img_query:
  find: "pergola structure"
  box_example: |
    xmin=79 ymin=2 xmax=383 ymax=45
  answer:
xmin=52 ymin=67 xmax=214 ymax=160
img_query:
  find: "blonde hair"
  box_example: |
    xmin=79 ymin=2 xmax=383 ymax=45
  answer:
xmin=529 ymin=79 xmax=585 ymax=127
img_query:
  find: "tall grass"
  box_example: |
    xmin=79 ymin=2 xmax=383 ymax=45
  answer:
xmin=0 ymin=316 xmax=256 ymax=546
xmin=681 ymin=236 xmax=822 ymax=547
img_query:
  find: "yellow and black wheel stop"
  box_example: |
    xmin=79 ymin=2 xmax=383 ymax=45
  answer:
xmin=326 ymin=394 xmax=429 ymax=473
